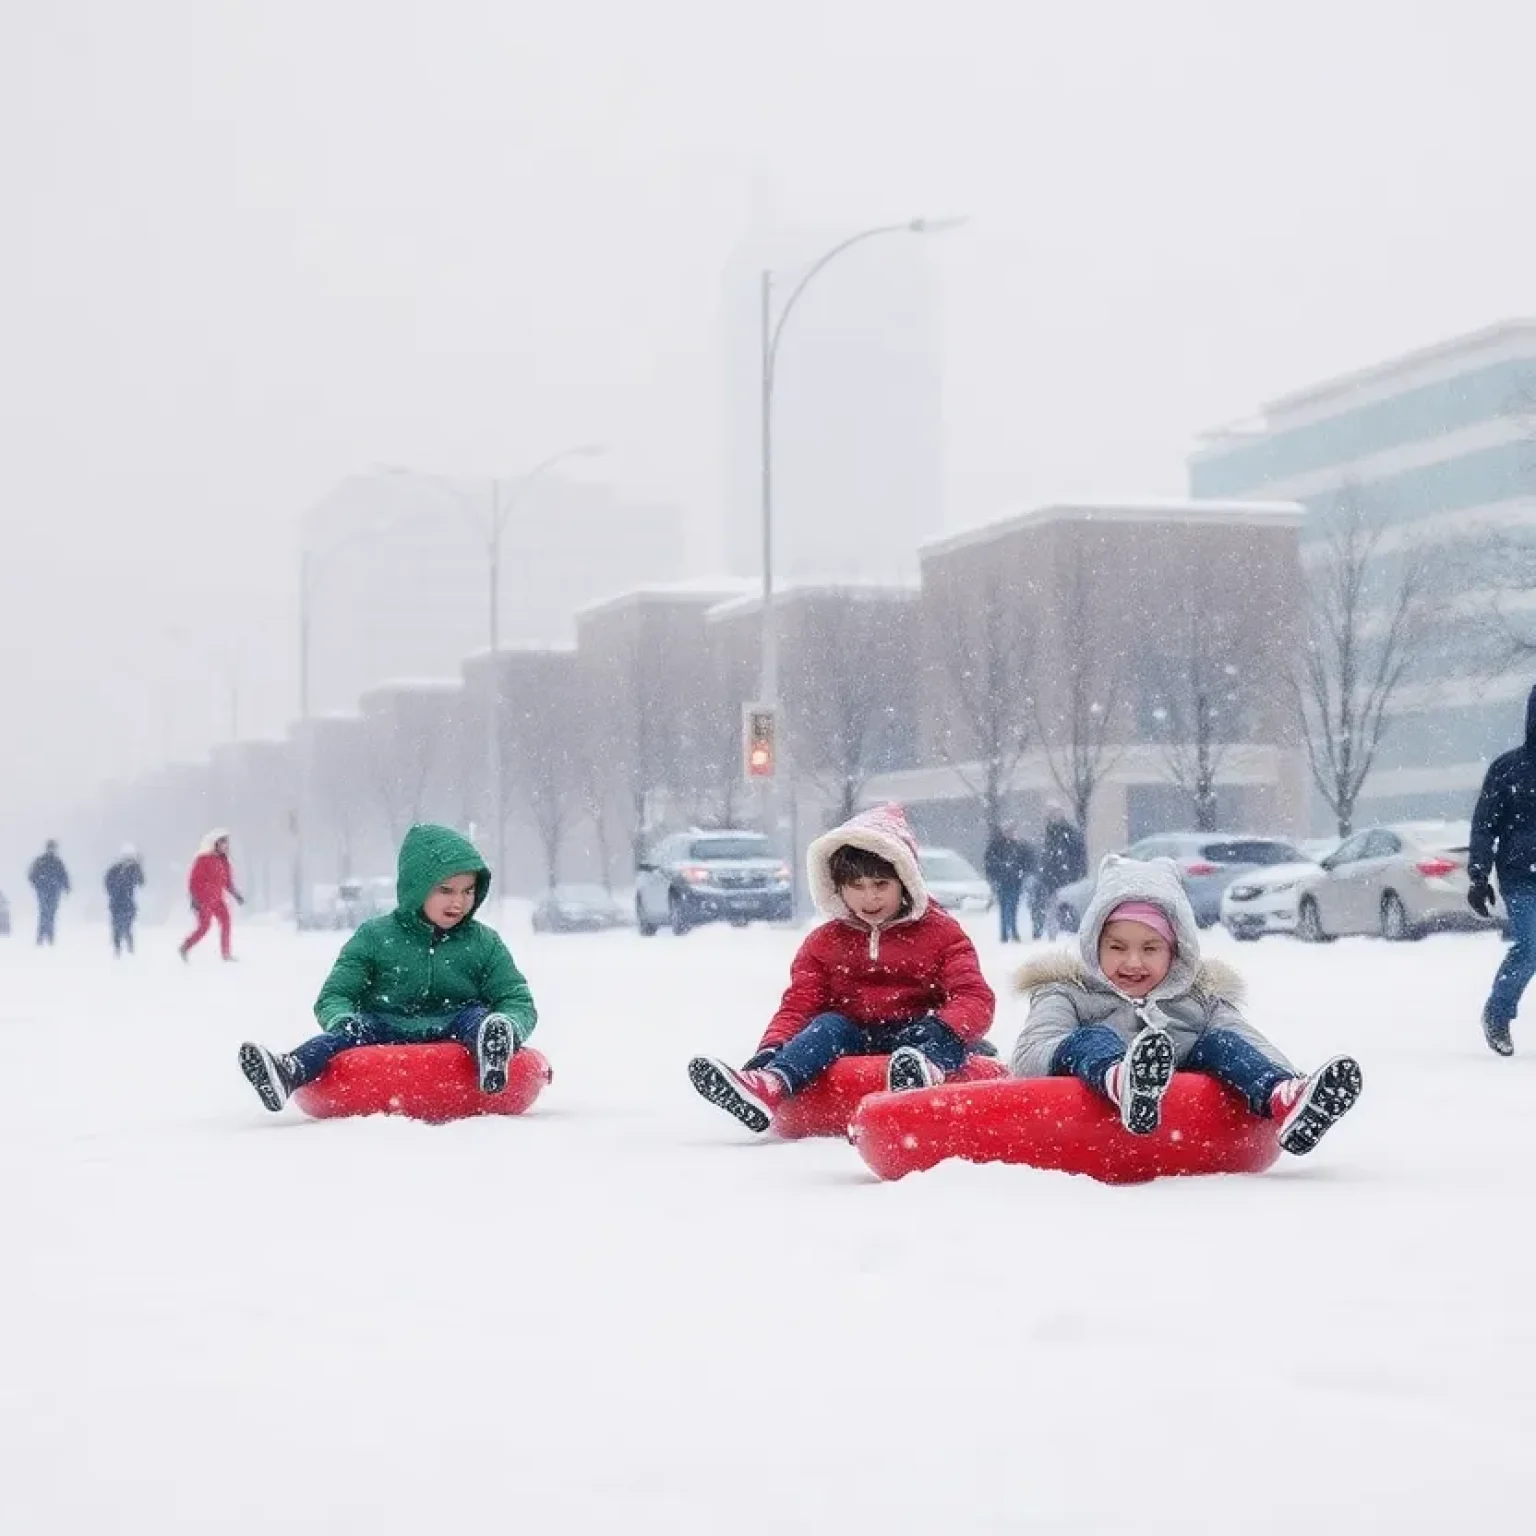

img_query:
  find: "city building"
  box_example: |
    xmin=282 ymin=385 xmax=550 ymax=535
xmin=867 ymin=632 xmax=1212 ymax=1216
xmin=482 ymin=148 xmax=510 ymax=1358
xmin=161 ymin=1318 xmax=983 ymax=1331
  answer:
xmin=302 ymin=471 xmax=688 ymax=716
xmin=1190 ymin=319 xmax=1536 ymax=823
xmin=719 ymin=222 xmax=945 ymax=587
xmin=861 ymin=499 xmax=1308 ymax=863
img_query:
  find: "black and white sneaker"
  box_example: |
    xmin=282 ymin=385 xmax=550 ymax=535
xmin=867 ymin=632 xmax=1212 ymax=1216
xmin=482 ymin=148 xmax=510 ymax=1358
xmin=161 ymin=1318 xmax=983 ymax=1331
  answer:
xmin=1117 ymin=1026 xmax=1176 ymax=1136
xmin=887 ymin=1046 xmax=943 ymax=1092
xmin=239 ymin=1043 xmax=297 ymax=1113
xmin=476 ymin=1014 xmax=515 ymax=1094
xmin=686 ymin=1056 xmax=785 ymax=1133
xmin=1483 ymin=1011 xmax=1515 ymax=1058
xmin=1277 ymin=1055 xmax=1363 ymax=1156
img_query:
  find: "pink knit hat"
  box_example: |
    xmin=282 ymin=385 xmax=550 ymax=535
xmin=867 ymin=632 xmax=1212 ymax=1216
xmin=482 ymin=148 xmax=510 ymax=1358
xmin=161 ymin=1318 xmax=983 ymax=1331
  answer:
xmin=1105 ymin=901 xmax=1177 ymax=949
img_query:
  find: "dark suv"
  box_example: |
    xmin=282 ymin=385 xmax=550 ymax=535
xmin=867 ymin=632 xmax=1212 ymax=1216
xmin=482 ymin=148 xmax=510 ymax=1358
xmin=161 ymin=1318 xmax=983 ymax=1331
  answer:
xmin=635 ymin=831 xmax=793 ymax=935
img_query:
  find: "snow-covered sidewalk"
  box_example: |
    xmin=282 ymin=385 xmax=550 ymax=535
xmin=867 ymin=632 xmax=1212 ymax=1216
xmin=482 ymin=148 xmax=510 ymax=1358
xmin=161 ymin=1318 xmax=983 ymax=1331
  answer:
xmin=2 ymin=918 xmax=1534 ymax=1533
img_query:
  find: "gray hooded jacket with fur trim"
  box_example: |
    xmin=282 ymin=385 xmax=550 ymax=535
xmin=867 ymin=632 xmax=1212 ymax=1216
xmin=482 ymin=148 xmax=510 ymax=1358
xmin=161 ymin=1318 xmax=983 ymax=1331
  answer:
xmin=1009 ymin=855 xmax=1292 ymax=1078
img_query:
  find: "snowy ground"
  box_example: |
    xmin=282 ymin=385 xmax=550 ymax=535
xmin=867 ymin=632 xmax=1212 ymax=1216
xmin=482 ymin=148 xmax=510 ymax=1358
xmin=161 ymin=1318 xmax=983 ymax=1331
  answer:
xmin=3 ymin=910 xmax=1536 ymax=1534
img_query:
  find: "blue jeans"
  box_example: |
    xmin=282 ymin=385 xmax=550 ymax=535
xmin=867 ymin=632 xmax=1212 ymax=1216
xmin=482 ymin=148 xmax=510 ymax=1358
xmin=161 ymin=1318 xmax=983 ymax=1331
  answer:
xmin=1486 ymin=884 xmax=1536 ymax=1027
xmin=110 ymin=906 xmax=136 ymax=955
xmin=770 ymin=1011 xmax=969 ymax=1093
xmin=1050 ymin=1024 xmax=1293 ymax=1118
xmin=289 ymin=1004 xmax=491 ymax=1086
xmin=996 ymin=880 xmax=1023 ymax=942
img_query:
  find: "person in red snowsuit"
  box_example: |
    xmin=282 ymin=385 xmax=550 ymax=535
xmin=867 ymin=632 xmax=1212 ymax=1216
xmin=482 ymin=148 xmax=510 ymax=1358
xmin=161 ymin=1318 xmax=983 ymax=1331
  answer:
xmin=688 ymin=803 xmax=996 ymax=1132
xmin=180 ymin=829 xmax=245 ymax=961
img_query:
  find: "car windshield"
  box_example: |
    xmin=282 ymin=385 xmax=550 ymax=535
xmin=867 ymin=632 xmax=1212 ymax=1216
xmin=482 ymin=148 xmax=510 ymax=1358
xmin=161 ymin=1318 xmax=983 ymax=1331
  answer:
xmin=556 ymin=885 xmax=613 ymax=903
xmin=920 ymin=851 xmax=981 ymax=882
xmin=688 ymin=837 xmax=770 ymax=861
xmin=1199 ymin=840 xmax=1304 ymax=866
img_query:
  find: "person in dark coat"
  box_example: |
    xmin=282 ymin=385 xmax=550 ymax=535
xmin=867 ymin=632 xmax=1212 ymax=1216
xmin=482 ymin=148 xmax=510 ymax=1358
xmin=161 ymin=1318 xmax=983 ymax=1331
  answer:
xmin=1034 ymin=806 xmax=1088 ymax=939
xmin=984 ymin=823 xmax=1037 ymax=943
xmin=1468 ymin=684 xmax=1536 ymax=1055
xmin=27 ymin=840 xmax=71 ymax=946
xmin=104 ymin=847 xmax=146 ymax=957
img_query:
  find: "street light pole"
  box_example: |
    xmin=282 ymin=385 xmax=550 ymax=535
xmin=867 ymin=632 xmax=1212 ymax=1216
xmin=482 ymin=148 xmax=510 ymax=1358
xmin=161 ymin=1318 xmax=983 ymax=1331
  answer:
xmin=757 ymin=216 xmax=965 ymax=863
xmin=386 ymin=445 xmax=605 ymax=909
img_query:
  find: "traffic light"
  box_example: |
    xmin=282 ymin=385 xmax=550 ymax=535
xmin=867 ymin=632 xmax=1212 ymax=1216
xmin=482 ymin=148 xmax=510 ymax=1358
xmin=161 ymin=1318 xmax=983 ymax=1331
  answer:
xmin=742 ymin=704 xmax=777 ymax=781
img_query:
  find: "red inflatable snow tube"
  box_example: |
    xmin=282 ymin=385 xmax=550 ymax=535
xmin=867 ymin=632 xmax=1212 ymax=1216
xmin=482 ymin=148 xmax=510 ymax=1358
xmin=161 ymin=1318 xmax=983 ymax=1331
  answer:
xmin=292 ymin=1043 xmax=552 ymax=1124
xmin=849 ymin=1074 xmax=1280 ymax=1184
xmin=771 ymin=1053 xmax=1008 ymax=1140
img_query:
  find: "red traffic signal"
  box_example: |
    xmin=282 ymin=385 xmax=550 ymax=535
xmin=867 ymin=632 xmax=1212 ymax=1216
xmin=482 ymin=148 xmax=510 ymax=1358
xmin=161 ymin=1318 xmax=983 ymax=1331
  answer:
xmin=742 ymin=705 xmax=777 ymax=780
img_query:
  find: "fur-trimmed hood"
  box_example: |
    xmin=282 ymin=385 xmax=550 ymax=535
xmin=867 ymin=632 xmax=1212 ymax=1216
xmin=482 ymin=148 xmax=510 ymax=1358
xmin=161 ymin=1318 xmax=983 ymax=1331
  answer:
xmin=198 ymin=827 xmax=230 ymax=855
xmin=1014 ymin=947 xmax=1247 ymax=1007
xmin=1073 ymin=854 xmax=1204 ymax=999
xmin=806 ymin=803 xmax=928 ymax=922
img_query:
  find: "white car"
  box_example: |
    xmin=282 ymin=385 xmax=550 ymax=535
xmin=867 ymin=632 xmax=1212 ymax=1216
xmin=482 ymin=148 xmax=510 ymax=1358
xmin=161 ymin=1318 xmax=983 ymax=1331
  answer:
xmin=1221 ymin=857 xmax=1324 ymax=940
xmin=918 ymin=847 xmax=993 ymax=913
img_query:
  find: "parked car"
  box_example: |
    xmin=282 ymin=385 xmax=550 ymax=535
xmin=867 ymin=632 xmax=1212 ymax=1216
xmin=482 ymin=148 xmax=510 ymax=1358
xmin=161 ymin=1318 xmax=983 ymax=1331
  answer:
xmin=918 ymin=846 xmax=993 ymax=913
xmin=1293 ymin=821 xmax=1499 ymax=942
xmin=1051 ymin=833 xmax=1310 ymax=933
xmin=298 ymin=877 xmax=393 ymax=932
xmin=635 ymin=830 xmax=793 ymax=936
xmin=531 ymin=883 xmax=630 ymax=934
xmin=1222 ymin=853 xmax=1328 ymax=941
xmin=0 ymin=887 xmax=9 ymax=936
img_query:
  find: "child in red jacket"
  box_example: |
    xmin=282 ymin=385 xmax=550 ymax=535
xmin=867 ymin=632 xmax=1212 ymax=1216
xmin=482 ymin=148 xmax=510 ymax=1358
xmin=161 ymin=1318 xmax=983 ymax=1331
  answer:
xmin=179 ymin=829 xmax=244 ymax=962
xmin=689 ymin=804 xmax=996 ymax=1132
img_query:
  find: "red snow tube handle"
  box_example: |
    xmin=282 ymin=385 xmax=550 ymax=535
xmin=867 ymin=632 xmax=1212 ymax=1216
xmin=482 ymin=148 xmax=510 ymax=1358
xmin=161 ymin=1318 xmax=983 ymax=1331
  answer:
xmin=292 ymin=1043 xmax=552 ymax=1124
xmin=849 ymin=1074 xmax=1280 ymax=1184
xmin=771 ymin=1053 xmax=1008 ymax=1140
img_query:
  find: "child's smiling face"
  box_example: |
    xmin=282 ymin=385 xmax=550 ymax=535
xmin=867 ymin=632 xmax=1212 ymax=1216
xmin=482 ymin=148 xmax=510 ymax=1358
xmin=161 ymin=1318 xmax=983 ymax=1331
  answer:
xmin=423 ymin=872 xmax=478 ymax=929
xmin=839 ymin=874 xmax=905 ymax=927
xmin=1098 ymin=919 xmax=1174 ymax=997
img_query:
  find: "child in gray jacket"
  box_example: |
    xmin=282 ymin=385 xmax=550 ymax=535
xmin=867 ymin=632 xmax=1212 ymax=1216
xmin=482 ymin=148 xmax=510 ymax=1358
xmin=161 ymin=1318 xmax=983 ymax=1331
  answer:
xmin=1011 ymin=855 xmax=1362 ymax=1156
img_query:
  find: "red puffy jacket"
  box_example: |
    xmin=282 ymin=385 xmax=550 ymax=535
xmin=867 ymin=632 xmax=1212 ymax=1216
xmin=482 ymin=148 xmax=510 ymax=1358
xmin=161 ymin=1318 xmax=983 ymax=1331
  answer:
xmin=758 ymin=906 xmax=995 ymax=1052
xmin=189 ymin=851 xmax=238 ymax=909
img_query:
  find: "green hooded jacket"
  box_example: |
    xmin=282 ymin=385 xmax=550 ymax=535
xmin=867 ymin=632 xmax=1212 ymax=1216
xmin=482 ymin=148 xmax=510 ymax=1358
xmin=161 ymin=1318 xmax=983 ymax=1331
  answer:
xmin=314 ymin=824 xmax=537 ymax=1042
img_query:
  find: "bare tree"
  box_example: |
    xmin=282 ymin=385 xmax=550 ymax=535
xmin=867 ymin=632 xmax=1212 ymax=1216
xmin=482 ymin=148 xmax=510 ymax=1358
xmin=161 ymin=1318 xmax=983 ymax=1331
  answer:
xmin=676 ymin=643 xmax=750 ymax=829
xmin=1292 ymin=484 xmax=1431 ymax=837
xmin=1035 ymin=549 xmax=1123 ymax=833
xmin=369 ymin=724 xmax=438 ymax=843
xmin=930 ymin=570 xmax=1036 ymax=836
xmin=507 ymin=717 xmax=577 ymax=891
xmin=789 ymin=592 xmax=913 ymax=825
xmin=1144 ymin=586 xmax=1256 ymax=831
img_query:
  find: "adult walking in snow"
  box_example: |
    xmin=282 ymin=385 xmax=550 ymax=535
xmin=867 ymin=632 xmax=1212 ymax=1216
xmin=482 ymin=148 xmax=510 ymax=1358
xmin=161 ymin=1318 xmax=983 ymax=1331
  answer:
xmin=104 ymin=847 xmax=146 ymax=956
xmin=984 ymin=823 xmax=1036 ymax=943
xmin=27 ymin=839 xmax=71 ymax=946
xmin=1034 ymin=805 xmax=1087 ymax=938
xmin=1468 ymin=684 xmax=1536 ymax=1054
xmin=180 ymin=830 xmax=244 ymax=962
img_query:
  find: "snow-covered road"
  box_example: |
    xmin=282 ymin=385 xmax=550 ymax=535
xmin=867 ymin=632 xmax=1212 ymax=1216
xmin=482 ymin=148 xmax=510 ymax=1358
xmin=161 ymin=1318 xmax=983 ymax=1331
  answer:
xmin=3 ymin=915 xmax=1533 ymax=1533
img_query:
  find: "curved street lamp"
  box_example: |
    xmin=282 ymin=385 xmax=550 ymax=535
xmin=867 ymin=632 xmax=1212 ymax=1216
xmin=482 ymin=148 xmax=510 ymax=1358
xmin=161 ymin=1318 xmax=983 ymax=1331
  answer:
xmin=756 ymin=216 xmax=966 ymax=864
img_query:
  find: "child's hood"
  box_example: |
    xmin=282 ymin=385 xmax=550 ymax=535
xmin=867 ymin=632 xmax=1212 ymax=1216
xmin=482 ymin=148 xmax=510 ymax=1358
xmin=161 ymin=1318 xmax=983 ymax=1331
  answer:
xmin=1073 ymin=854 xmax=1204 ymax=1000
xmin=805 ymin=803 xmax=929 ymax=922
xmin=197 ymin=827 xmax=230 ymax=855
xmin=396 ymin=823 xmax=491 ymax=919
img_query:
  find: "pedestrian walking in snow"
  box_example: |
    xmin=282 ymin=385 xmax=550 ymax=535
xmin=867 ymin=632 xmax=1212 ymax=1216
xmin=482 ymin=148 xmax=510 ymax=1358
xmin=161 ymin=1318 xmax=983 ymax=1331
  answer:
xmin=180 ymin=830 xmax=244 ymax=962
xmin=104 ymin=847 xmax=146 ymax=956
xmin=27 ymin=839 xmax=71 ymax=946
xmin=984 ymin=822 xmax=1037 ymax=943
xmin=1468 ymin=684 xmax=1536 ymax=1055
xmin=1034 ymin=805 xmax=1087 ymax=938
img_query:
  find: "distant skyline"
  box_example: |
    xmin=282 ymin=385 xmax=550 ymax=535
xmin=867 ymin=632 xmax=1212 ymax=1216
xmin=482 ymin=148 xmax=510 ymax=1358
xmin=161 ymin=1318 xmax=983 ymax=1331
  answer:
xmin=4 ymin=0 xmax=1536 ymax=860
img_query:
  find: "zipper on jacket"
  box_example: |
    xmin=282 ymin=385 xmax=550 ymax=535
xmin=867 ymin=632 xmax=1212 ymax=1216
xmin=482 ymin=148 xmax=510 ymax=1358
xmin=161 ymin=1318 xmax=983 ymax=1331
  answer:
xmin=868 ymin=924 xmax=882 ymax=961
xmin=425 ymin=936 xmax=437 ymax=1002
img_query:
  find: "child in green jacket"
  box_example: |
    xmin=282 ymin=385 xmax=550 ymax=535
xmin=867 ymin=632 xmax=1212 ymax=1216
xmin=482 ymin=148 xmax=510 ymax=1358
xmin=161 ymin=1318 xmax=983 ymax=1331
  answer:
xmin=239 ymin=824 xmax=538 ymax=1112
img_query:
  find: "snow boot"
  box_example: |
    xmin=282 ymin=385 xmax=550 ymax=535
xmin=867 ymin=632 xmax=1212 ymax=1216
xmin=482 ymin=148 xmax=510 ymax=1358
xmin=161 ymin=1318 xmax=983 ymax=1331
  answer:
xmin=1107 ymin=1026 xmax=1175 ymax=1136
xmin=887 ymin=1046 xmax=944 ymax=1092
xmin=475 ymin=1013 xmax=515 ymax=1095
xmin=239 ymin=1043 xmax=298 ymax=1113
xmin=1272 ymin=1056 xmax=1364 ymax=1156
xmin=1482 ymin=1010 xmax=1514 ymax=1058
xmin=687 ymin=1057 xmax=788 ymax=1134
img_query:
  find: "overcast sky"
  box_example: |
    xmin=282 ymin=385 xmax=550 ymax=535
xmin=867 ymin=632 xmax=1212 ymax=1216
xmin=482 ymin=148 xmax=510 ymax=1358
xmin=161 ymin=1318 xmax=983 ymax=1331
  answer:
xmin=2 ymin=0 xmax=1533 ymax=854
